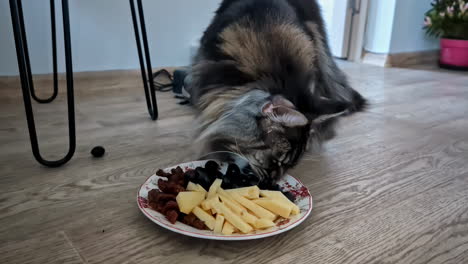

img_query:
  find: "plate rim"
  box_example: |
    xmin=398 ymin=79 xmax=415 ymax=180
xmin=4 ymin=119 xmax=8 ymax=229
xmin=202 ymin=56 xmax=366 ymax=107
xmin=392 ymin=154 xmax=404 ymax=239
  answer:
xmin=137 ymin=162 xmax=313 ymax=241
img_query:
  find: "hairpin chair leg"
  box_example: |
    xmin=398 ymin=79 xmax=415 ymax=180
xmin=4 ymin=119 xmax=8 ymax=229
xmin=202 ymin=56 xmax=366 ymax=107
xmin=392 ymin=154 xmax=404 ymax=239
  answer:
xmin=9 ymin=0 xmax=76 ymax=167
xmin=16 ymin=0 xmax=59 ymax=104
xmin=129 ymin=0 xmax=159 ymax=120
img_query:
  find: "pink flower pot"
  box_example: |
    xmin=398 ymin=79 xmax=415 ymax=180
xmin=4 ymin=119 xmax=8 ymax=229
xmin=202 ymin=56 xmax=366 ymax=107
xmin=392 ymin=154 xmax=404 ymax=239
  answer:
xmin=439 ymin=38 xmax=468 ymax=71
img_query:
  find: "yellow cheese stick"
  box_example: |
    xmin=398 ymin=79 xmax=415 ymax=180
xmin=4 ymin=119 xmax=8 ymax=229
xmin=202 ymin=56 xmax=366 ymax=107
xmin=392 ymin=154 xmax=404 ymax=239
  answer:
xmin=226 ymin=186 xmax=260 ymax=199
xmin=204 ymin=195 xmax=221 ymax=215
xmin=222 ymin=221 xmax=235 ymax=235
xmin=207 ymin=179 xmax=223 ymax=199
xmin=214 ymin=214 xmax=225 ymax=234
xmin=240 ymin=210 xmax=259 ymax=225
xmin=219 ymin=194 xmax=246 ymax=215
xmin=218 ymin=189 xmax=244 ymax=206
xmin=201 ymin=195 xmax=219 ymax=211
xmin=186 ymin=182 xmax=198 ymax=191
xmin=201 ymin=200 xmax=211 ymax=211
xmin=260 ymin=190 xmax=300 ymax=215
xmin=219 ymin=192 xmax=258 ymax=226
xmin=211 ymin=200 xmax=253 ymax=234
xmin=186 ymin=182 xmax=208 ymax=197
xmin=192 ymin=206 xmax=216 ymax=230
xmin=253 ymin=198 xmax=292 ymax=218
xmin=229 ymin=192 xmax=277 ymax=221
xmin=254 ymin=218 xmax=276 ymax=229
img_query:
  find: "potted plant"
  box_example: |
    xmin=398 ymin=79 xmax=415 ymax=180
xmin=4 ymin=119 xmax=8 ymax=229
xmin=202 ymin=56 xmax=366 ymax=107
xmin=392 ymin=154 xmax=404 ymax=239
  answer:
xmin=424 ymin=0 xmax=468 ymax=70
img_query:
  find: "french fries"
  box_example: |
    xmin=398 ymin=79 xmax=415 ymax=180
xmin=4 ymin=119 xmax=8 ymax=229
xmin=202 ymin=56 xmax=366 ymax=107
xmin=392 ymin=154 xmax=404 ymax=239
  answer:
xmin=175 ymin=178 xmax=302 ymax=235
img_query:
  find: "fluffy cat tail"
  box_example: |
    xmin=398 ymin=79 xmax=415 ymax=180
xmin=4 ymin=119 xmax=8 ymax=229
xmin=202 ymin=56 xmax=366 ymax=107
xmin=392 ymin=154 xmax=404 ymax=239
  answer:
xmin=350 ymin=90 xmax=368 ymax=113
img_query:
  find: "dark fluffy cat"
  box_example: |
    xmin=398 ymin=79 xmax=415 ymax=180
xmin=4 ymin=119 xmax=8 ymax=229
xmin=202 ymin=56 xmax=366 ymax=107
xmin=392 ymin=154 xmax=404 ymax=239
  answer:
xmin=189 ymin=0 xmax=366 ymax=185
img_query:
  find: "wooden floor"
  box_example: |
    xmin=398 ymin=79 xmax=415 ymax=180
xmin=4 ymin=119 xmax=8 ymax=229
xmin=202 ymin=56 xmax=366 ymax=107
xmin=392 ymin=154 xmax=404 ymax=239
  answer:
xmin=1 ymin=63 xmax=468 ymax=264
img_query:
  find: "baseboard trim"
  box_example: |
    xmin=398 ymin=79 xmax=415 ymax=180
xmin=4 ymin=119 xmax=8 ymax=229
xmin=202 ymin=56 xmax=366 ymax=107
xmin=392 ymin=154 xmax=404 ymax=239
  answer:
xmin=361 ymin=52 xmax=390 ymax=67
xmin=362 ymin=50 xmax=439 ymax=68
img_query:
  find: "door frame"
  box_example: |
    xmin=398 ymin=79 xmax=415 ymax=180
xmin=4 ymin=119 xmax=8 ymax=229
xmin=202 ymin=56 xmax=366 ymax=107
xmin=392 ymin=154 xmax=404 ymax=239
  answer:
xmin=347 ymin=0 xmax=370 ymax=62
xmin=318 ymin=0 xmax=369 ymax=61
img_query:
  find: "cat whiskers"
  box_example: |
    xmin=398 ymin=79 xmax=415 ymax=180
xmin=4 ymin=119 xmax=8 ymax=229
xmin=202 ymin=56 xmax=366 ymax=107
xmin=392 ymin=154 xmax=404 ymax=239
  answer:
xmin=233 ymin=137 xmax=250 ymax=163
xmin=302 ymin=152 xmax=321 ymax=161
xmin=233 ymin=137 xmax=268 ymax=182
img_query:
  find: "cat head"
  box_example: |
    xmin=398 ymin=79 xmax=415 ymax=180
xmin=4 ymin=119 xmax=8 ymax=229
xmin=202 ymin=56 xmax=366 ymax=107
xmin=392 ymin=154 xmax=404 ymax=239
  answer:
xmin=196 ymin=89 xmax=351 ymax=183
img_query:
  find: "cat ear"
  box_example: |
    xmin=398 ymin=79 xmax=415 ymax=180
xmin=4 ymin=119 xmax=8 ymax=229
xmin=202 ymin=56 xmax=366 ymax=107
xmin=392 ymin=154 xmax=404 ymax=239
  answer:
xmin=271 ymin=95 xmax=295 ymax=109
xmin=312 ymin=97 xmax=351 ymax=124
xmin=262 ymin=102 xmax=309 ymax=127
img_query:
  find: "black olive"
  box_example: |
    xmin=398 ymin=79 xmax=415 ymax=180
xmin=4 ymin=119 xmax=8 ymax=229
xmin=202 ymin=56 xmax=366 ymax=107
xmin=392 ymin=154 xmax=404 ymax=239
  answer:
xmin=215 ymin=171 xmax=224 ymax=179
xmin=198 ymin=178 xmax=211 ymax=191
xmin=209 ymin=175 xmax=217 ymax=184
xmin=282 ymin=191 xmax=296 ymax=202
xmin=221 ymin=173 xmax=232 ymax=189
xmin=221 ymin=180 xmax=233 ymax=189
xmin=239 ymin=177 xmax=250 ymax=187
xmin=258 ymin=181 xmax=269 ymax=190
xmin=229 ymin=176 xmax=241 ymax=186
xmin=195 ymin=167 xmax=208 ymax=178
xmin=195 ymin=167 xmax=212 ymax=190
xmin=270 ymin=184 xmax=281 ymax=191
xmin=225 ymin=164 xmax=241 ymax=179
xmin=204 ymin=160 xmax=220 ymax=173
xmin=249 ymin=179 xmax=260 ymax=186
xmin=244 ymin=171 xmax=260 ymax=184
xmin=202 ymin=161 xmax=219 ymax=183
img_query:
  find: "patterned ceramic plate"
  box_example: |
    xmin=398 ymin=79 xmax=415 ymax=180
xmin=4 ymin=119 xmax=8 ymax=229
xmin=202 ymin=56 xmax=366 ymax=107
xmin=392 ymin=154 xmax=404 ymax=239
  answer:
xmin=137 ymin=160 xmax=313 ymax=240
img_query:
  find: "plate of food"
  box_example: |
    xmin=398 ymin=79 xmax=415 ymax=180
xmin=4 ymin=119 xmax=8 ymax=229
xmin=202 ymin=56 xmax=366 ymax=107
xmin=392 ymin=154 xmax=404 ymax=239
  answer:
xmin=137 ymin=155 xmax=312 ymax=240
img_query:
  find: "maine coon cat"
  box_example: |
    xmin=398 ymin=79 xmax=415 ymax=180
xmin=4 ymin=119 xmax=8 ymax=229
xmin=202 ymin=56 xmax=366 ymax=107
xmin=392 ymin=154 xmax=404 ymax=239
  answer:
xmin=188 ymin=0 xmax=366 ymax=186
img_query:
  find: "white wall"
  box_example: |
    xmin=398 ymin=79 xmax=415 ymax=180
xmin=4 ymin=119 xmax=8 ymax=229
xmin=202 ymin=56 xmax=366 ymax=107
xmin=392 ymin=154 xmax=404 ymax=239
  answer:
xmin=0 ymin=0 xmax=221 ymax=76
xmin=365 ymin=0 xmax=438 ymax=54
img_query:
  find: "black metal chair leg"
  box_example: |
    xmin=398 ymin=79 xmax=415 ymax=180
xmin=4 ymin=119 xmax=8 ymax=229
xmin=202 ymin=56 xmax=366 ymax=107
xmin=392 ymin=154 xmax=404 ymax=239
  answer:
xmin=9 ymin=0 xmax=76 ymax=168
xmin=16 ymin=0 xmax=58 ymax=104
xmin=129 ymin=0 xmax=159 ymax=120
